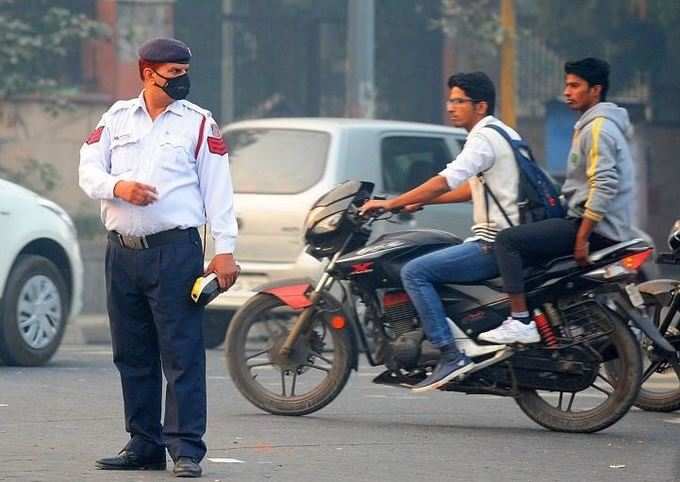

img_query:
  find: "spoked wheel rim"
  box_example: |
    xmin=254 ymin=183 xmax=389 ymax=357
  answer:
xmin=230 ymin=298 xmax=349 ymax=402
xmin=16 ymin=275 xmax=63 ymax=350
xmin=528 ymin=367 xmax=624 ymax=416
xmin=516 ymin=318 xmax=641 ymax=432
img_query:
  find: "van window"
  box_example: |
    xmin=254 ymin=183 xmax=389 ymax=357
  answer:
xmin=381 ymin=136 xmax=454 ymax=193
xmin=228 ymin=128 xmax=330 ymax=194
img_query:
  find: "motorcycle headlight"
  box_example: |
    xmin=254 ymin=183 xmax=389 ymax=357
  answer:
xmin=312 ymin=212 xmax=343 ymax=235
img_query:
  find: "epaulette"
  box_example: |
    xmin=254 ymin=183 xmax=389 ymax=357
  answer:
xmin=180 ymin=100 xmax=213 ymax=119
xmin=106 ymin=98 xmax=138 ymax=115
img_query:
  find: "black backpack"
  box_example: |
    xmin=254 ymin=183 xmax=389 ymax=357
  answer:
xmin=479 ymin=124 xmax=565 ymax=226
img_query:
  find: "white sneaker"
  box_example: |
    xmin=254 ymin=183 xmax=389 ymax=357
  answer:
xmin=478 ymin=318 xmax=541 ymax=344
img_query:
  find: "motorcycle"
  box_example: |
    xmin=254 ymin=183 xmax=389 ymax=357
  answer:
xmin=225 ymin=180 xmax=673 ymax=433
xmin=620 ymin=220 xmax=680 ymax=411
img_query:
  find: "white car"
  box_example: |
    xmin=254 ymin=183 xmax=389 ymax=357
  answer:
xmin=201 ymin=117 xmax=470 ymax=347
xmin=0 ymin=178 xmax=83 ymax=365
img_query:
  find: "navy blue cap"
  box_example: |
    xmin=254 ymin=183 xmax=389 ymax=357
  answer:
xmin=138 ymin=38 xmax=191 ymax=63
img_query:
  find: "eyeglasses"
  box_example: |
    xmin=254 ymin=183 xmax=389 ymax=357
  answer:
xmin=446 ymin=98 xmax=476 ymax=106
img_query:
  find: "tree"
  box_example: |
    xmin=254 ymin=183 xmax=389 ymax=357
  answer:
xmin=0 ymin=0 xmax=108 ymax=190
xmin=521 ymin=0 xmax=672 ymax=94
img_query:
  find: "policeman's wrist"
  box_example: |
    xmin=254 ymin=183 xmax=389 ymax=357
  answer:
xmin=113 ymin=180 xmax=124 ymax=198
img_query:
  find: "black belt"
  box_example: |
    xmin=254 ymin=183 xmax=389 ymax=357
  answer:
xmin=108 ymin=227 xmax=198 ymax=250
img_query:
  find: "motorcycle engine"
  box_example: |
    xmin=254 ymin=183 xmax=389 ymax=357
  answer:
xmin=384 ymin=329 xmax=423 ymax=371
xmin=381 ymin=291 xmax=426 ymax=370
xmin=383 ymin=291 xmax=418 ymax=337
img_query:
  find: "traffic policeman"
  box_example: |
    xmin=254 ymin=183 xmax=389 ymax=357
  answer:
xmin=79 ymin=38 xmax=238 ymax=478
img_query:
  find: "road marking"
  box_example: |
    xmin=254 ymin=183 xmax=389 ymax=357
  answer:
xmin=664 ymin=418 xmax=680 ymax=424
xmin=208 ymin=458 xmax=245 ymax=464
xmin=0 ymin=404 xmax=8 ymax=407
xmin=208 ymin=376 xmax=228 ymax=380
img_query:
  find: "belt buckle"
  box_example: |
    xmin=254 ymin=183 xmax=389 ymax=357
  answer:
xmin=118 ymin=234 xmax=149 ymax=250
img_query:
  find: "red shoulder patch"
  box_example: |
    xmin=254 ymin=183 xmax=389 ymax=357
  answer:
xmin=85 ymin=126 xmax=104 ymax=145
xmin=207 ymin=136 xmax=229 ymax=156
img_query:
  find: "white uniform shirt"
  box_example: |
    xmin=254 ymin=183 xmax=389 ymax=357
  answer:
xmin=438 ymin=115 xmax=521 ymax=242
xmin=79 ymin=91 xmax=237 ymax=254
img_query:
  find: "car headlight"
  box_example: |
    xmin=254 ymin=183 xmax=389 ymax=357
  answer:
xmin=37 ymin=198 xmax=77 ymax=237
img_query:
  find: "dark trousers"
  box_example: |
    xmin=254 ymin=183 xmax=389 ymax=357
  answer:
xmin=105 ymin=228 xmax=206 ymax=461
xmin=495 ymin=217 xmax=616 ymax=294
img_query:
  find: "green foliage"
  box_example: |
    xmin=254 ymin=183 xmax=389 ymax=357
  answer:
xmin=0 ymin=0 xmax=109 ymax=99
xmin=0 ymin=157 xmax=60 ymax=193
xmin=522 ymin=0 xmax=675 ymax=90
xmin=441 ymin=0 xmax=502 ymax=46
xmin=0 ymin=0 xmax=108 ymax=193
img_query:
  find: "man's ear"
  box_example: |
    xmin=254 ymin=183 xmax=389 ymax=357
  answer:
xmin=591 ymin=84 xmax=603 ymax=100
xmin=143 ymin=67 xmax=155 ymax=82
xmin=476 ymin=101 xmax=488 ymax=116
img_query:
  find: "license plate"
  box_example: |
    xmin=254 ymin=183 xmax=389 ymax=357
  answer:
xmin=230 ymin=275 xmax=268 ymax=293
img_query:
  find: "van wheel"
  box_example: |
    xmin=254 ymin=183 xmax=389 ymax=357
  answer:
xmin=203 ymin=310 xmax=232 ymax=349
xmin=0 ymin=255 xmax=68 ymax=366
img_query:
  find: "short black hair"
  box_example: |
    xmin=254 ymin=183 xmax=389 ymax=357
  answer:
xmin=564 ymin=57 xmax=610 ymax=101
xmin=447 ymin=72 xmax=496 ymax=115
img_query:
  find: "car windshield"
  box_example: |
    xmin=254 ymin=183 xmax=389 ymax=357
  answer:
xmin=227 ymin=128 xmax=330 ymax=194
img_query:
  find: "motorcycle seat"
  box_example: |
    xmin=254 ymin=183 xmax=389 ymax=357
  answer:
xmin=455 ymin=239 xmax=647 ymax=291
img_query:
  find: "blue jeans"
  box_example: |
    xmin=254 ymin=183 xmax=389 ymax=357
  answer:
xmin=401 ymin=241 xmax=499 ymax=349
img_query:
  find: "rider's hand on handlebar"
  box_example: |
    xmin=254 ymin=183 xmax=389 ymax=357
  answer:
xmin=359 ymin=199 xmax=393 ymax=217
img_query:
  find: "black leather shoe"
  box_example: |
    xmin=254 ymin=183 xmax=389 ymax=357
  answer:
xmin=173 ymin=457 xmax=202 ymax=478
xmin=95 ymin=450 xmax=166 ymax=471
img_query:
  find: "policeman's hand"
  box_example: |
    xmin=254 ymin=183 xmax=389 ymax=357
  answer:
xmin=359 ymin=199 xmax=393 ymax=217
xmin=205 ymin=253 xmax=240 ymax=291
xmin=574 ymin=239 xmax=591 ymax=267
xmin=113 ymin=181 xmax=158 ymax=206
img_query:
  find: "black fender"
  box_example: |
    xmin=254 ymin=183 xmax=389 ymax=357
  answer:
xmin=597 ymin=293 xmax=676 ymax=358
xmin=254 ymin=277 xmax=360 ymax=370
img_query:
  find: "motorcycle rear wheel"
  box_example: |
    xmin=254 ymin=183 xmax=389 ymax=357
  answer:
xmin=515 ymin=316 xmax=641 ymax=433
xmin=225 ymin=293 xmax=353 ymax=416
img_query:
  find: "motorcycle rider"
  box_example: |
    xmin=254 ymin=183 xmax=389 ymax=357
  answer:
xmin=479 ymin=58 xmax=635 ymax=344
xmin=360 ymin=72 xmax=537 ymax=392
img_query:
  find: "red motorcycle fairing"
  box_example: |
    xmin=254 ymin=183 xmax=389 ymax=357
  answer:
xmin=256 ymin=278 xmax=315 ymax=310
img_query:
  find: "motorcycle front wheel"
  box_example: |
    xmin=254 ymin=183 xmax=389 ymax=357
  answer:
xmin=225 ymin=293 xmax=354 ymax=416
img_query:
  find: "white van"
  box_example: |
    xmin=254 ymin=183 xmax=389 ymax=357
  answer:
xmin=202 ymin=117 xmax=470 ymax=346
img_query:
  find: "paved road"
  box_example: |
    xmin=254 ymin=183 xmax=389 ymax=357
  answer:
xmin=1 ymin=341 xmax=678 ymax=482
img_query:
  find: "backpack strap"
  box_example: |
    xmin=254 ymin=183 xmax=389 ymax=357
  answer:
xmin=478 ymin=123 xmax=518 ymax=228
xmin=477 ymin=173 xmax=515 ymax=228
xmin=486 ymin=123 xmax=539 ymax=163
